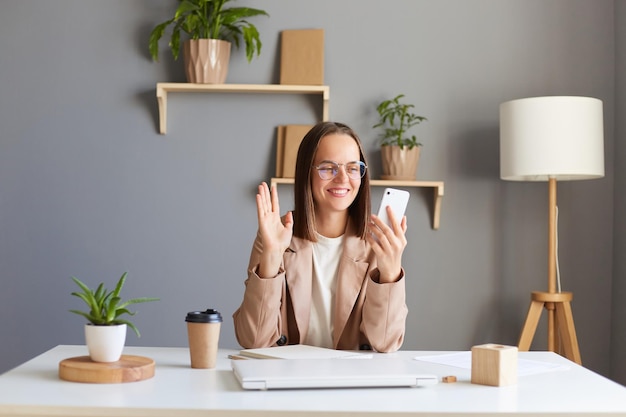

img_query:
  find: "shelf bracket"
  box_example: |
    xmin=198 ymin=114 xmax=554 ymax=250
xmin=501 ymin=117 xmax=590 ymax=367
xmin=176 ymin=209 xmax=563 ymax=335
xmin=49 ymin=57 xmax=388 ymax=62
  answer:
xmin=156 ymin=84 xmax=167 ymax=134
xmin=431 ymin=183 xmax=444 ymax=230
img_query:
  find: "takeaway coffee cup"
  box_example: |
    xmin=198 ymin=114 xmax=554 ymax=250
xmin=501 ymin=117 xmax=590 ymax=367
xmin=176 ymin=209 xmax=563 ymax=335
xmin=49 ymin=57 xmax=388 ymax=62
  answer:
xmin=185 ymin=308 xmax=223 ymax=369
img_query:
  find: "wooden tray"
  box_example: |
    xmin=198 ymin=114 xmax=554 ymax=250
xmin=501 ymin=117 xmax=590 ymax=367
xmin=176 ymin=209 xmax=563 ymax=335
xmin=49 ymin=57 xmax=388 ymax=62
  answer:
xmin=58 ymin=355 xmax=155 ymax=383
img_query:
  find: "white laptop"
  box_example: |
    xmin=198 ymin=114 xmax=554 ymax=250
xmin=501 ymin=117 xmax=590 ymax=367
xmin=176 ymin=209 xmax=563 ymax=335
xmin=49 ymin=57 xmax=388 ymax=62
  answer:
xmin=231 ymin=357 xmax=438 ymax=390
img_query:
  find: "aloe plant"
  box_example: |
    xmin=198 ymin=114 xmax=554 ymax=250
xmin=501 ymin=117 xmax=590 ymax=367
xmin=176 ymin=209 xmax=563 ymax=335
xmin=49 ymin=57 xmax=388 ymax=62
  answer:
xmin=69 ymin=272 xmax=159 ymax=337
xmin=149 ymin=0 xmax=269 ymax=62
xmin=373 ymin=94 xmax=428 ymax=150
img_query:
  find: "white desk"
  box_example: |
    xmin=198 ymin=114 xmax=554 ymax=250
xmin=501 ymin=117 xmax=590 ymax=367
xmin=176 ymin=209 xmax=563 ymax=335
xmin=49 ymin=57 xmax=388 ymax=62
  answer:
xmin=1 ymin=345 xmax=625 ymax=416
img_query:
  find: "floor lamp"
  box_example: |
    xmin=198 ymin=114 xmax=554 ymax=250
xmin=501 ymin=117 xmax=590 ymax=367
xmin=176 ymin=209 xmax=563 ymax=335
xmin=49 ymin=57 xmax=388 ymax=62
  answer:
xmin=499 ymin=96 xmax=604 ymax=365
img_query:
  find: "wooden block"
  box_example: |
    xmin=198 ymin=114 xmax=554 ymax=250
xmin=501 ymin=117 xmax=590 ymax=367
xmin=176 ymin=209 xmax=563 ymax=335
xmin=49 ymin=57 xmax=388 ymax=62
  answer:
xmin=471 ymin=344 xmax=518 ymax=386
xmin=442 ymin=375 xmax=457 ymax=383
xmin=281 ymin=125 xmax=312 ymax=178
xmin=280 ymin=29 xmax=324 ymax=85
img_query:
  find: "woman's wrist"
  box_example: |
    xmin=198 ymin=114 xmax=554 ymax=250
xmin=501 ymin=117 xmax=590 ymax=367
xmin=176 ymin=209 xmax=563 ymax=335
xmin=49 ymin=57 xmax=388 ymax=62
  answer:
xmin=257 ymin=251 xmax=283 ymax=278
xmin=373 ymin=268 xmax=403 ymax=284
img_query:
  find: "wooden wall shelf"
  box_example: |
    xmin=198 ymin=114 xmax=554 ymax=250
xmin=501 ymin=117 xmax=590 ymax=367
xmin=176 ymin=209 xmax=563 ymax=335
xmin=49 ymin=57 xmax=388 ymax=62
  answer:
xmin=154 ymin=83 xmax=443 ymax=229
xmin=270 ymin=178 xmax=444 ymax=230
xmin=156 ymin=83 xmax=330 ymax=134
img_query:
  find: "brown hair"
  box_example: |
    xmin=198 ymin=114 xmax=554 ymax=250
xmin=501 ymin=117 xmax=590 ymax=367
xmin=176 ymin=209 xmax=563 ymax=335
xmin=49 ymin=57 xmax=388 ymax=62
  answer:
xmin=292 ymin=121 xmax=371 ymax=241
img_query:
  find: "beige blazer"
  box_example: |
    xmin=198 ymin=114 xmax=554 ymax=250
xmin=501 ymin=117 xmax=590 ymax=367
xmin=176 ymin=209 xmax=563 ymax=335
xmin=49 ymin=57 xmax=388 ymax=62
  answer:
xmin=233 ymin=221 xmax=408 ymax=352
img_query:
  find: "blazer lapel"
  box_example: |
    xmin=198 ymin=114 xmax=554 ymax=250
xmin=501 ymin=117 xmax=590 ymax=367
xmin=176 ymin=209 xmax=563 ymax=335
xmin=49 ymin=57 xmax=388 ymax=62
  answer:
xmin=332 ymin=225 xmax=370 ymax=346
xmin=284 ymin=237 xmax=313 ymax=341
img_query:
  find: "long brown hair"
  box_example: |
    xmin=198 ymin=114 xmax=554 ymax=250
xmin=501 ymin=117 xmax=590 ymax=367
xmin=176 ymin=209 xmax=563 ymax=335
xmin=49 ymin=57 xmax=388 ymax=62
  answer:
xmin=292 ymin=121 xmax=371 ymax=241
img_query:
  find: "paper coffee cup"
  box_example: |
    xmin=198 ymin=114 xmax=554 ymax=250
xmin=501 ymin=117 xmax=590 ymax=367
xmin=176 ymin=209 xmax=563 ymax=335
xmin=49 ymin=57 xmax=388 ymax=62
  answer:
xmin=185 ymin=309 xmax=222 ymax=369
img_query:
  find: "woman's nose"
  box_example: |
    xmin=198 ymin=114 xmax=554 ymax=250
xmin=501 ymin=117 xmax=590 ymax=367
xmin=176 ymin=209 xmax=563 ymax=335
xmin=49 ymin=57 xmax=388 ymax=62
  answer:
xmin=333 ymin=165 xmax=349 ymax=181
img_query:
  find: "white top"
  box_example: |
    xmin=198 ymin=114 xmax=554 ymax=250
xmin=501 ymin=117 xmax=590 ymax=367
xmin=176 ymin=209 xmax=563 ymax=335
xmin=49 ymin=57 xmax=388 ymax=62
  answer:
xmin=2 ymin=345 xmax=626 ymax=416
xmin=304 ymin=233 xmax=344 ymax=348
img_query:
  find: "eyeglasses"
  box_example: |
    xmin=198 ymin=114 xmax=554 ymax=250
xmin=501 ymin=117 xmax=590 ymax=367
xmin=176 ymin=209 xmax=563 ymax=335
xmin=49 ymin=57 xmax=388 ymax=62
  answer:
xmin=314 ymin=160 xmax=367 ymax=180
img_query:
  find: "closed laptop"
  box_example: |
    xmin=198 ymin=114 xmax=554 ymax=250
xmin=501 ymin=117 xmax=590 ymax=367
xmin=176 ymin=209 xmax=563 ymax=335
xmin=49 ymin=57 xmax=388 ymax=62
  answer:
xmin=232 ymin=357 xmax=438 ymax=390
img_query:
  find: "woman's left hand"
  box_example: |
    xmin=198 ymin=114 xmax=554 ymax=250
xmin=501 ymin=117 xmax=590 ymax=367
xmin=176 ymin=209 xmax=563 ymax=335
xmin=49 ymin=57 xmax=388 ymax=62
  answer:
xmin=366 ymin=206 xmax=408 ymax=283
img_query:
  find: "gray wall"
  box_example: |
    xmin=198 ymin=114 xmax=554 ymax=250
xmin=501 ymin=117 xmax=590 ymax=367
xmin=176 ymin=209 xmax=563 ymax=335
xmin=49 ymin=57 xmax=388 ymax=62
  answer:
xmin=612 ymin=0 xmax=626 ymax=383
xmin=0 ymin=0 xmax=621 ymax=382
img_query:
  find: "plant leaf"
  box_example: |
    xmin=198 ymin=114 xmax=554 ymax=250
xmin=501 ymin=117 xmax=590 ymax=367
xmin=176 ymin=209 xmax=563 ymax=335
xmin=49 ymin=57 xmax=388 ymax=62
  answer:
xmin=70 ymin=276 xmax=92 ymax=295
xmin=69 ymin=309 xmax=100 ymax=324
xmin=111 ymin=272 xmax=126 ymax=298
xmin=117 ymin=297 xmax=160 ymax=310
xmin=114 ymin=318 xmax=141 ymax=337
xmin=148 ymin=20 xmax=173 ymax=61
xmin=113 ymin=307 xmax=135 ymax=318
xmin=174 ymin=0 xmax=201 ymax=21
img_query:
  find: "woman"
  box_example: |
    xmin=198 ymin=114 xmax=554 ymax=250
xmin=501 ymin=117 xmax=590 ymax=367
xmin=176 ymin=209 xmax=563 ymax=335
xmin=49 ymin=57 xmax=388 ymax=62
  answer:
xmin=233 ymin=121 xmax=408 ymax=352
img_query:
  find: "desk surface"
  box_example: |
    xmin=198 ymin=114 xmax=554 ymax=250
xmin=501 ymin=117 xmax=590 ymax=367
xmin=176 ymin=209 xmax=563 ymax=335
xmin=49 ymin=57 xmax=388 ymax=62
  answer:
xmin=1 ymin=345 xmax=625 ymax=417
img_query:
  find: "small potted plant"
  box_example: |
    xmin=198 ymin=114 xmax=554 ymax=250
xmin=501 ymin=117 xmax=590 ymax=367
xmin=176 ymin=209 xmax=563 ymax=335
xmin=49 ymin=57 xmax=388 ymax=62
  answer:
xmin=70 ymin=272 xmax=159 ymax=362
xmin=149 ymin=0 xmax=269 ymax=84
xmin=373 ymin=94 xmax=428 ymax=180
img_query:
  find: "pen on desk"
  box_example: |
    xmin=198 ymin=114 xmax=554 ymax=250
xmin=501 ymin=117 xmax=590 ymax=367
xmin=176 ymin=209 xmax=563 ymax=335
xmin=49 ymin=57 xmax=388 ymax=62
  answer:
xmin=228 ymin=354 xmax=249 ymax=360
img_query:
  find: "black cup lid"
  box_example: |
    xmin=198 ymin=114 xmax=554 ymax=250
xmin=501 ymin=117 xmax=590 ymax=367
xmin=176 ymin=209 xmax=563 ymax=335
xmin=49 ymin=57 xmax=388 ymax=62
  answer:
xmin=185 ymin=308 xmax=223 ymax=323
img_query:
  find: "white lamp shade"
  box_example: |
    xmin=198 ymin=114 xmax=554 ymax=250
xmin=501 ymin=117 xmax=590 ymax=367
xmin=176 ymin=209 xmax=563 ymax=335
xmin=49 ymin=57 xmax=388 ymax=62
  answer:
xmin=500 ymin=96 xmax=604 ymax=181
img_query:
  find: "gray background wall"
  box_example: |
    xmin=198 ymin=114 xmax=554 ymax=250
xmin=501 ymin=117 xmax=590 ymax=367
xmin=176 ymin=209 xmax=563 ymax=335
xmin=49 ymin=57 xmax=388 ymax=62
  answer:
xmin=0 ymin=0 xmax=624 ymax=383
xmin=612 ymin=0 xmax=626 ymax=384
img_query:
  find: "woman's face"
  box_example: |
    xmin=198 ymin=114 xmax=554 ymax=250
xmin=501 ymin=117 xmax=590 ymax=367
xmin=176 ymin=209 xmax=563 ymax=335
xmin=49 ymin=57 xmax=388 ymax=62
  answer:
xmin=311 ymin=133 xmax=362 ymax=216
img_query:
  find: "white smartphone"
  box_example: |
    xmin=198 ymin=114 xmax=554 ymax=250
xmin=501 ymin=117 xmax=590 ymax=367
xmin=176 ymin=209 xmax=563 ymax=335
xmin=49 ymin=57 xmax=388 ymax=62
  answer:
xmin=376 ymin=188 xmax=410 ymax=228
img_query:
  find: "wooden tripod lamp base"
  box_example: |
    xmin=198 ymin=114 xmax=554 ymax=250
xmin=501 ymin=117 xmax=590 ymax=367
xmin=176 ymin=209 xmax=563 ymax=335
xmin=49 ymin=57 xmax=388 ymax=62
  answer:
xmin=518 ymin=291 xmax=582 ymax=365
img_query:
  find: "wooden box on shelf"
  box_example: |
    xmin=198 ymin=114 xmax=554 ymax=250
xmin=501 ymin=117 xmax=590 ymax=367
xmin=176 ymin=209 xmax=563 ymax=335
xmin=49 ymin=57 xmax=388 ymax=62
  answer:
xmin=280 ymin=29 xmax=325 ymax=85
xmin=276 ymin=125 xmax=312 ymax=178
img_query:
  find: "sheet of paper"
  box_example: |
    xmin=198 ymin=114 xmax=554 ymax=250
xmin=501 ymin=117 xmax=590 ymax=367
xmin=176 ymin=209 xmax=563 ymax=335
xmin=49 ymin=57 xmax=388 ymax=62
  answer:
xmin=413 ymin=351 xmax=569 ymax=376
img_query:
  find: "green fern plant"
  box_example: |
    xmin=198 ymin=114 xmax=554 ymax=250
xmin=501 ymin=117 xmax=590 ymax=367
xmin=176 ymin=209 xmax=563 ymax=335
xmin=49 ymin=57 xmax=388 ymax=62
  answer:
xmin=373 ymin=94 xmax=427 ymax=150
xmin=69 ymin=272 xmax=159 ymax=337
xmin=149 ymin=0 xmax=269 ymax=62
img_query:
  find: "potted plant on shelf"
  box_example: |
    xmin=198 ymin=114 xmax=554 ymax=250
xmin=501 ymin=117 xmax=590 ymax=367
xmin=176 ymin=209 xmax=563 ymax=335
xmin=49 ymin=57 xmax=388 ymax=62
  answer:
xmin=373 ymin=94 xmax=428 ymax=180
xmin=149 ymin=0 xmax=269 ymax=84
xmin=70 ymin=272 xmax=159 ymax=363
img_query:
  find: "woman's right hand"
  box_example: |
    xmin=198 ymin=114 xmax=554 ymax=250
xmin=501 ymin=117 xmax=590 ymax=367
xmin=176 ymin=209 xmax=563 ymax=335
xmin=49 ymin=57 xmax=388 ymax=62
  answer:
xmin=255 ymin=182 xmax=293 ymax=278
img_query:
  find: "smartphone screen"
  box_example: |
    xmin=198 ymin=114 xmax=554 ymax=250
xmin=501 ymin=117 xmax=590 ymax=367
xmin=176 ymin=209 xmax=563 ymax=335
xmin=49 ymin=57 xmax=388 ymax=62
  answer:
xmin=376 ymin=188 xmax=410 ymax=228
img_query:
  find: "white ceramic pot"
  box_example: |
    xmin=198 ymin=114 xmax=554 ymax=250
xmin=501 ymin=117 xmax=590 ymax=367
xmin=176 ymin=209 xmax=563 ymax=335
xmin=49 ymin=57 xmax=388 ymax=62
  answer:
xmin=84 ymin=323 xmax=127 ymax=362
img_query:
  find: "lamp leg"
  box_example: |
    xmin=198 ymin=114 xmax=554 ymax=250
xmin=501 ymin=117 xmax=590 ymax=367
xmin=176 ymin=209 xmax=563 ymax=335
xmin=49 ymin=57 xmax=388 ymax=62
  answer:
xmin=555 ymin=301 xmax=582 ymax=364
xmin=547 ymin=302 xmax=556 ymax=352
xmin=518 ymin=300 xmax=544 ymax=351
xmin=517 ymin=291 xmax=582 ymax=365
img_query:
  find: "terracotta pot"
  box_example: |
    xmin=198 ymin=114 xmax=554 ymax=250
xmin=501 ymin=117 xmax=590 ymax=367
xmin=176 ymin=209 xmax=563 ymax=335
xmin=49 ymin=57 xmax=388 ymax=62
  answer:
xmin=380 ymin=145 xmax=421 ymax=180
xmin=85 ymin=323 xmax=127 ymax=362
xmin=183 ymin=39 xmax=231 ymax=84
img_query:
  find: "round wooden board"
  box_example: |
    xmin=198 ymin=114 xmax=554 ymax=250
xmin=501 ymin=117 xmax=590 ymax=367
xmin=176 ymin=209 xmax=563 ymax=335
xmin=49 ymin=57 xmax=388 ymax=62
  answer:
xmin=58 ymin=355 xmax=155 ymax=383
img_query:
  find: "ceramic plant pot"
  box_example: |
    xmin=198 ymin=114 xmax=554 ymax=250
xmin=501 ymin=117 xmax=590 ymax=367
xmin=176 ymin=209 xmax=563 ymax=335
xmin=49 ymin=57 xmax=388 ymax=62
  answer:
xmin=380 ymin=145 xmax=421 ymax=180
xmin=183 ymin=39 xmax=231 ymax=84
xmin=85 ymin=323 xmax=127 ymax=362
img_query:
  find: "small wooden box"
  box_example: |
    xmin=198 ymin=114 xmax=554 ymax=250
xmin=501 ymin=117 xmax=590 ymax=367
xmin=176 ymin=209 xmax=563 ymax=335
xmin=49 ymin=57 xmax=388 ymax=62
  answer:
xmin=280 ymin=29 xmax=324 ymax=85
xmin=471 ymin=344 xmax=518 ymax=386
xmin=276 ymin=125 xmax=312 ymax=178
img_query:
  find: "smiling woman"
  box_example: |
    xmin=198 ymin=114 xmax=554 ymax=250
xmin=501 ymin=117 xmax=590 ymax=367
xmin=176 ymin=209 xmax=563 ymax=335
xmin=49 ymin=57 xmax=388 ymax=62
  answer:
xmin=233 ymin=121 xmax=410 ymax=353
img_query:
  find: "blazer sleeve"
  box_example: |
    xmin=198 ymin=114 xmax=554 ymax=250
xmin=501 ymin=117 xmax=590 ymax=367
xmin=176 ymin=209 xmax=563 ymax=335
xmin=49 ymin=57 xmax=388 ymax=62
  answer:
xmin=232 ymin=233 xmax=286 ymax=348
xmin=361 ymin=268 xmax=408 ymax=353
